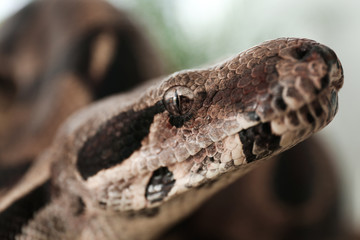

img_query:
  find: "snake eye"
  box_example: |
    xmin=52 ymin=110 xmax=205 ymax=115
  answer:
xmin=163 ymin=86 xmax=194 ymax=116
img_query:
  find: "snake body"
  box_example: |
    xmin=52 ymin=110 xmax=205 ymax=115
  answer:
xmin=0 ymin=1 xmax=344 ymax=240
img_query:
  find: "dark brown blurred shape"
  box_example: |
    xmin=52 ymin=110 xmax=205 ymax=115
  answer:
xmin=0 ymin=0 xmax=163 ymax=182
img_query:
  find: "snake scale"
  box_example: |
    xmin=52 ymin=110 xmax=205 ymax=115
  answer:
xmin=0 ymin=0 xmax=345 ymax=240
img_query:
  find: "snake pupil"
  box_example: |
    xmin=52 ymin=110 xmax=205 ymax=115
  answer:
xmin=163 ymin=86 xmax=194 ymax=116
xmin=174 ymin=89 xmax=180 ymax=112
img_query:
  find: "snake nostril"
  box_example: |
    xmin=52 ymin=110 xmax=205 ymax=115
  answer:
xmin=294 ymin=45 xmax=311 ymax=60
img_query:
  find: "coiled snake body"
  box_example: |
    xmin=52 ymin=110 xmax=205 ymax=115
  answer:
xmin=0 ymin=1 xmax=344 ymax=240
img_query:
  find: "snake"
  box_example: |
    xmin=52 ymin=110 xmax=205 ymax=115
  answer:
xmin=0 ymin=0 xmax=344 ymax=240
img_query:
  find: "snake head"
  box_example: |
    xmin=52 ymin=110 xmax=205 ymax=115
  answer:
xmin=141 ymin=38 xmax=344 ymax=187
xmin=53 ymin=39 xmax=343 ymax=232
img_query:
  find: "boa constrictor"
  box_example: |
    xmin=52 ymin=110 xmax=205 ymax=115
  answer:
xmin=0 ymin=0 xmax=345 ymax=240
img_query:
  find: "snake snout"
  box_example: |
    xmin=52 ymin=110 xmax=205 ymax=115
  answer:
xmin=323 ymin=46 xmax=344 ymax=91
xmin=315 ymin=45 xmax=343 ymax=120
xmin=309 ymin=44 xmax=344 ymax=91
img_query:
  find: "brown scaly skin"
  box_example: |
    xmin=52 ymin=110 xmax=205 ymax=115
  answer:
xmin=0 ymin=1 xmax=347 ymax=240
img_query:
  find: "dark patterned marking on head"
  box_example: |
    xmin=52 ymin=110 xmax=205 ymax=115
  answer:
xmin=288 ymin=111 xmax=300 ymax=126
xmin=274 ymin=97 xmax=287 ymax=111
xmin=321 ymin=75 xmax=330 ymax=90
xmin=238 ymin=122 xmax=281 ymax=163
xmin=300 ymin=105 xmax=315 ymax=125
xmin=311 ymin=100 xmax=324 ymax=117
xmin=146 ymin=167 xmax=176 ymax=203
xmin=77 ymin=101 xmax=165 ymax=180
xmin=0 ymin=180 xmax=51 ymax=239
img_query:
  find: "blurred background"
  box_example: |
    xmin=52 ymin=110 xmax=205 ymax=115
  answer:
xmin=0 ymin=0 xmax=358 ymax=230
